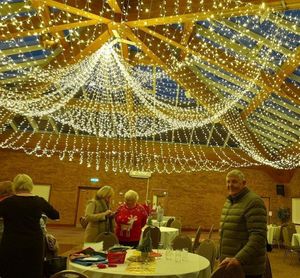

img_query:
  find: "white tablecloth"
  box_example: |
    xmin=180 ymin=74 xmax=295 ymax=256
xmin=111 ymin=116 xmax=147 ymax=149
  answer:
xmin=267 ymin=225 xmax=281 ymax=244
xmin=151 ymin=220 xmax=167 ymax=227
xmin=292 ymin=233 xmax=300 ymax=246
xmin=140 ymin=227 xmax=179 ymax=249
xmin=69 ymin=250 xmax=211 ymax=278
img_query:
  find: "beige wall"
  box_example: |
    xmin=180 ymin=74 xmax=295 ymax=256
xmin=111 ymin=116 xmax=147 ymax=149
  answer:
xmin=0 ymin=149 xmax=298 ymax=229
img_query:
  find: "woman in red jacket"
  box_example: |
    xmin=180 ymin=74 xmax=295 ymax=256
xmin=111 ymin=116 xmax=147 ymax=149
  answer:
xmin=115 ymin=190 xmax=148 ymax=247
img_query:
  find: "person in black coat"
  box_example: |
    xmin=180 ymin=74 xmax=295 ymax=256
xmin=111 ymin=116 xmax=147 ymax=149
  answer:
xmin=0 ymin=174 xmax=59 ymax=278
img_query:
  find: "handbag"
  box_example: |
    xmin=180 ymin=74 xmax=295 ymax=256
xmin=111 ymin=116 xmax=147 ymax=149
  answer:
xmin=80 ymin=216 xmax=88 ymax=229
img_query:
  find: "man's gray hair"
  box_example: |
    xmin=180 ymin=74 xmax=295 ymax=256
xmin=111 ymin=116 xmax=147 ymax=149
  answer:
xmin=226 ymin=169 xmax=245 ymax=181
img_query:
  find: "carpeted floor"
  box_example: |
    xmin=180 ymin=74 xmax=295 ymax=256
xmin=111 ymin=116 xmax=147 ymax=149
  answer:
xmin=48 ymin=226 xmax=300 ymax=277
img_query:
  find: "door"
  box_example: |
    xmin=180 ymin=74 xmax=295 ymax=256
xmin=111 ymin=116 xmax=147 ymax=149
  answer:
xmin=75 ymin=187 xmax=99 ymax=227
xmin=262 ymin=197 xmax=270 ymax=224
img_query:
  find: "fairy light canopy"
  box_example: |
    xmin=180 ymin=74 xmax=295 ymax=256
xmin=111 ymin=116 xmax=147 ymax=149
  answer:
xmin=0 ymin=0 xmax=299 ymax=173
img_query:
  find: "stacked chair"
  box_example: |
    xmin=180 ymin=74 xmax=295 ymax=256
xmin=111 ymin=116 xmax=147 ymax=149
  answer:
xmin=172 ymin=234 xmax=193 ymax=252
xmin=143 ymin=226 xmax=161 ymax=249
xmin=282 ymin=226 xmax=300 ymax=261
xmin=170 ymin=218 xmax=182 ymax=232
xmin=195 ymin=239 xmax=217 ymax=272
xmin=192 ymin=225 xmax=202 ymax=252
xmin=166 ymin=217 xmax=175 ymax=227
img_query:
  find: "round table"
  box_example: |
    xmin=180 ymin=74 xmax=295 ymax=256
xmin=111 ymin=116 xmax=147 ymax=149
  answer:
xmin=292 ymin=233 xmax=300 ymax=246
xmin=267 ymin=225 xmax=281 ymax=245
xmin=140 ymin=227 xmax=179 ymax=249
xmin=69 ymin=250 xmax=211 ymax=278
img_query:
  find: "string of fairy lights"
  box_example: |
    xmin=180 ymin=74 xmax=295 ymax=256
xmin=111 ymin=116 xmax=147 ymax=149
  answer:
xmin=0 ymin=0 xmax=299 ymax=173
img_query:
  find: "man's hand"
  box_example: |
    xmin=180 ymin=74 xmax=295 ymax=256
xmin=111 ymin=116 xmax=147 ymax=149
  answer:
xmin=219 ymin=257 xmax=240 ymax=269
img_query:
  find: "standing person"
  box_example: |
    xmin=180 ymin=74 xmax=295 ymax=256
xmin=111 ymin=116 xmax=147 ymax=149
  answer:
xmin=115 ymin=190 xmax=148 ymax=247
xmin=0 ymin=174 xmax=59 ymax=278
xmin=219 ymin=169 xmax=267 ymax=278
xmin=84 ymin=185 xmax=114 ymax=242
xmin=0 ymin=181 xmax=13 ymax=243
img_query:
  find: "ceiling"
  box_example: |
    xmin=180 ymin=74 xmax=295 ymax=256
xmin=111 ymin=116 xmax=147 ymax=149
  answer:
xmin=0 ymin=0 xmax=299 ymax=173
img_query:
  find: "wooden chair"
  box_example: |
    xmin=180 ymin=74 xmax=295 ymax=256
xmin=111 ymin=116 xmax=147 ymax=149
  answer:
xmin=172 ymin=234 xmax=193 ymax=252
xmin=166 ymin=218 xmax=175 ymax=227
xmin=210 ymin=264 xmax=245 ymax=278
xmin=208 ymin=224 xmax=215 ymax=240
xmin=143 ymin=226 xmax=161 ymax=249
xmin=50 ymin=270 xmax=88 ymax=278
xmin=195 ymin=239 xmax=216 ymax=272
xmin=95 ymin=232 xmax=119 ymax=251
xmin=192 ymin=225 xmax=202 ymax=252
xmin=282 ymin=227 xmax=300 ymax=260
xmin=170 ymin=219 xmax=182 ymax=232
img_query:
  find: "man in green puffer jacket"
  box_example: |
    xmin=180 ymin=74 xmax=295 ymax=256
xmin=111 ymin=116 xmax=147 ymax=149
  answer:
xmin=219 ymin=169 xmax=267 ymax=278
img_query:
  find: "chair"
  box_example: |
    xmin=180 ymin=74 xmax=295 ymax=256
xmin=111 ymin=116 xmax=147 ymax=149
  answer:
xmin=192 ymin=225 xmax=202 ymax=252
xmin=166 ymin=217 xmax=175 ymax=227
xmin=208 ymin=224 xmax=215 ymax=240
xmin=50 ymin=270 xmax=88 ymax=278
xmin=195 ymin=239 xmax=216 ymax=272
xmin=170 ymin=219 xmax=182 ymax=232
xmin=210 ymin=264 xmax=245 ymax=278
xmin=282 ymin=226 xmax=300 ymax=260
xmin=172 ymin=234 xmax=193 ymax=252
xmin=143 ymin=226 xmax=161 ymax=249
xmin=94 ymin=232 xmax=119 ymax=251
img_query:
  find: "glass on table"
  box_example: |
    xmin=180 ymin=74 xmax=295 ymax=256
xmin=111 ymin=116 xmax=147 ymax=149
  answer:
xmin=156 ymin=243 xmax=164 ymax=257
xmin=165 ymin=247 xmax=173 ymax=260
xmin=181 ymin=248 xmax=188 ymax=261
xmin=174 ymin=250 xmax=182 ymax=262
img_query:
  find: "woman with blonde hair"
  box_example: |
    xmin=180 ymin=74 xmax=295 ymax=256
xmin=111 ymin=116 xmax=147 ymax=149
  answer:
xmin=84 ymin=185 xmax=115 ymax=242
xmin=115 ymin=190 xmax=148 ymax=247
xmin=0 ymin=174 xmax=59 ymax=278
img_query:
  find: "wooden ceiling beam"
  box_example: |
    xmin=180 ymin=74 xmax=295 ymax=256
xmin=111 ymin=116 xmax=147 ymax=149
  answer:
xmin=106 ymin=0 xmax=122 ymax=14
xmin=138 ymin=26 xmax=278 ymax=109
xmin=42 ymin=0 xmax=111 ymax=22
xmin=31 ymin=0 xmax=68 ymax=48
xmin=1 ymin=19 xmax=100 ymax=40
xmin=126 ymin=0 xmax=300 ymax=27
xmin=242 ymin=47 xmax=300 ymax=117
xmin=72 ymin=30 xmax=111 ymax=63
xmin=0 ymin=2 xmax=34 ymax=16
xmin=128 ymin=30 xmax=273 ymax=162
xmin=178 ymin=21 xmax=194 ymax=61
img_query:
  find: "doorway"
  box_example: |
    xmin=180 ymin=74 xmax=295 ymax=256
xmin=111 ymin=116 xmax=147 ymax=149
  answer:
xmin=75 ymin=187 xmax=99 ymax=227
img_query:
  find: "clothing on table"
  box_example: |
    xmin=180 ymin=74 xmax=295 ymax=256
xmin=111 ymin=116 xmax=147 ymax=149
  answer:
xmin=219 ymin=187 xmax=267 ymax=276
xmin=0 ymin=195 xmax=59 ymax=278
xmin=115 ymin=203 xmax=148 ymax=244
xmin=84 ymin=198 xmax=114 ymax=242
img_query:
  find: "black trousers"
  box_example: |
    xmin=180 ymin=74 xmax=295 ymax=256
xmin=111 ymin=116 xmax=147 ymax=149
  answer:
xmin=246 ymin=275 xmax=262 ymax=278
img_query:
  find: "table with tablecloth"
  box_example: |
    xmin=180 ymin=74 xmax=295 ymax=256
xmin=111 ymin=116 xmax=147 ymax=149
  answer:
xmin=267 ymin=225 xmax=281 ymax=245
xmin=292 ymin=233 xmax=300 ymax=246
xmin=140 ymin=226 xmax=179 ymax=249
xmin=69 ymin=249 xmax=211 ymax=278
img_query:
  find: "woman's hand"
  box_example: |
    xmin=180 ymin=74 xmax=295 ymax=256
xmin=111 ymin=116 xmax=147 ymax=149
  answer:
xmin=105 ymin=209 xmax=112 ymax=216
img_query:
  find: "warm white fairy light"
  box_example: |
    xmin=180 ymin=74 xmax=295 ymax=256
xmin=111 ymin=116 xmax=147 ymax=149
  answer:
xmin=0 ymin=0 xmax=299 ymax=172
